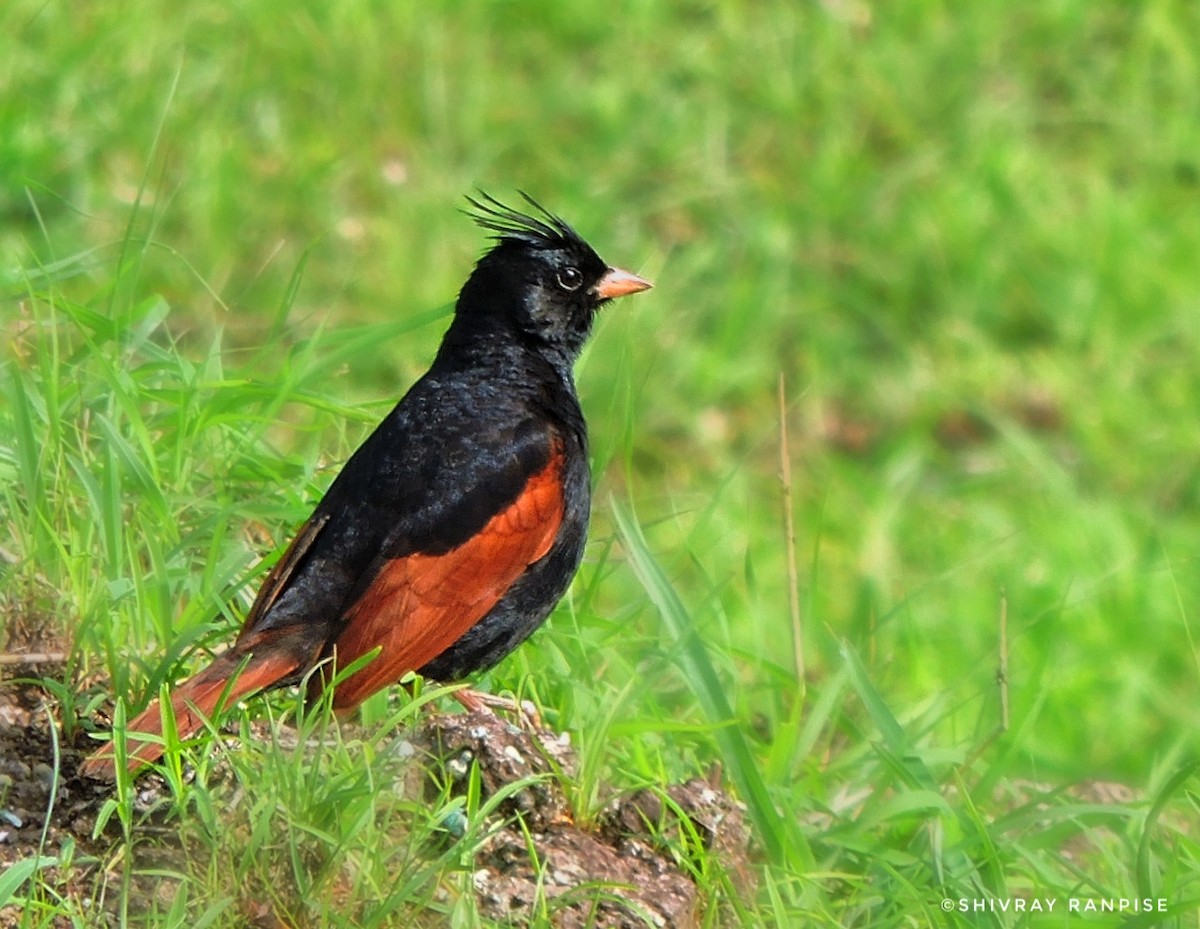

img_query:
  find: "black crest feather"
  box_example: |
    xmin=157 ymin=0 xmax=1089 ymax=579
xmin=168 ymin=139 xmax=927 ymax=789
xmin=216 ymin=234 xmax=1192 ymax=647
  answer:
xmin=465 ymin=191 xmax=584 ymax=251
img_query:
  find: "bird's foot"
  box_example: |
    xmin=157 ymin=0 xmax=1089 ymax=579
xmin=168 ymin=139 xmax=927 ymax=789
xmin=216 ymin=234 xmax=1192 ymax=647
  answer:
xmin=452 ymin=687 xmax=543 ymax=730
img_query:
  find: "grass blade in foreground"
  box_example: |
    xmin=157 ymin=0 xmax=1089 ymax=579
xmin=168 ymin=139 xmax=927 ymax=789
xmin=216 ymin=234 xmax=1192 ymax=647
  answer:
xmin=610 ymin=496 xmax=801 ymax=867
xmin=0 ymin=856 xmax=57 ymax=909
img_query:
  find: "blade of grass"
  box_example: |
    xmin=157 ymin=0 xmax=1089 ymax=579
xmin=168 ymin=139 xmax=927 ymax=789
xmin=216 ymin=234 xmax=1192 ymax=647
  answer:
xmin=1136 ymin=760 xmax=1200 ymax=898
xmin=0 ymin=856 xmax=57 ymax=908
xmin=610 ymin=494 xmax=803 ymax=868
xmin=840 ymin=639 xmax=937 ymax=791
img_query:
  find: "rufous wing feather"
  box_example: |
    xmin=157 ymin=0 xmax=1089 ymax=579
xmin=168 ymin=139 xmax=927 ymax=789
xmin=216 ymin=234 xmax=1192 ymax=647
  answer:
xmin=328 ymin=445 xmax=565 ymax=708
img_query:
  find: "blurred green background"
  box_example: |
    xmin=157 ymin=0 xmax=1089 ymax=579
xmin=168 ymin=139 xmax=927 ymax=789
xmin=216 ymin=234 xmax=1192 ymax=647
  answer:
xmin=4 ymin=0 xmax=1200 ymax=908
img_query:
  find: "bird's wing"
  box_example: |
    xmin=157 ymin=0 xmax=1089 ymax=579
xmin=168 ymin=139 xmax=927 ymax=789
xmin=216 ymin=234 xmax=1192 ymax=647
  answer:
xmin=241 ymin=512 xmax=332 ymax=631
xmin=324 ymin=436 xmax=565 ymax=707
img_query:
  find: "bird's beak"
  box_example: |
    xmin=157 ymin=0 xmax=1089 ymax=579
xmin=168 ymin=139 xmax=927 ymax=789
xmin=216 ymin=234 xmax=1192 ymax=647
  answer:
xmin=594 ymin=267 xmax=653 ymax=300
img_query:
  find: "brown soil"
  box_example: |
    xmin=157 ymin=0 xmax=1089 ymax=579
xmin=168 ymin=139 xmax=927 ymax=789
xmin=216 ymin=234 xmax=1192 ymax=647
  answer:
xmin=0 ymin=665 xmax=750 ymax=929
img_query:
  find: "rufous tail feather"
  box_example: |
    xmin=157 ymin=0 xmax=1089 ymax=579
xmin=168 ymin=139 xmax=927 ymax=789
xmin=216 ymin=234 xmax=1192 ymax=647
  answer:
xmin=79 ymin=648 xmax=300 ymax=780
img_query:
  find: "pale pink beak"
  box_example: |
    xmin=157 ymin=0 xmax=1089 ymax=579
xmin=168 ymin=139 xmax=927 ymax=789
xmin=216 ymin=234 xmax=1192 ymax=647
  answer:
xmin=594 ymin=267 xmax=653 ymax=300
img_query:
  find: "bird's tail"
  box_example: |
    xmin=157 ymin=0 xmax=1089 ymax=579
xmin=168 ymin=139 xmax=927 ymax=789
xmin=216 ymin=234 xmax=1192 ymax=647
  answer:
xmin=79 ymin=643 xmax=303 ymax=780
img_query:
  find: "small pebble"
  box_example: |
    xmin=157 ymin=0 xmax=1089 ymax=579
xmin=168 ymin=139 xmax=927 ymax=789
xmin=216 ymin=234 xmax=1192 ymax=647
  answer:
xmin=503 ymin=745 xmax=525 ymax=765
xmin=447 ymin=750 xmax=473 ymax=779
xmin=442 ymin=809 xmax=468 ymax=838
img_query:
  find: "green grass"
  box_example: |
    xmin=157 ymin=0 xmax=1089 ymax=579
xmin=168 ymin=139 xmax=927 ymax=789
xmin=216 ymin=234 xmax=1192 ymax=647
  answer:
xmin=5 ymin=0 xmax=1200 ymax=924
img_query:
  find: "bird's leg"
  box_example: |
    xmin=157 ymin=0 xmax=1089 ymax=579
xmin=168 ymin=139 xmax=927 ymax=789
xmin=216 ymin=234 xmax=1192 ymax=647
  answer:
xmin=451 ymin=687 xmax=543 ymax=730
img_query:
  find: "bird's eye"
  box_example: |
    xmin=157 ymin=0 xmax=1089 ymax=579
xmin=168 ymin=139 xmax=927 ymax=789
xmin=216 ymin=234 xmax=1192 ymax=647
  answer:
xmin=556 ymin=267 xmax=583 ymax=292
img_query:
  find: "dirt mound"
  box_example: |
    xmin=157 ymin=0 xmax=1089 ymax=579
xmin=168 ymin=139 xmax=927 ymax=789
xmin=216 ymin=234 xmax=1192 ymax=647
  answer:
xmin=1 ymin=671 xmax=749 ymax=928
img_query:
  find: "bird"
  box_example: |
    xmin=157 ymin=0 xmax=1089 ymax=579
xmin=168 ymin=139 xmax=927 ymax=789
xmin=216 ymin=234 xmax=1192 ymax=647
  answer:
xmin=80 ymin=193 xmax=652 ymax=779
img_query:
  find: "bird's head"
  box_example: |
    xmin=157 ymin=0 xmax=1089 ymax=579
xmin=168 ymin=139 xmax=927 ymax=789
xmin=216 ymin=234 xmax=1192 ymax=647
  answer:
xmin=455 ymin=193 xmax=652 ymax=362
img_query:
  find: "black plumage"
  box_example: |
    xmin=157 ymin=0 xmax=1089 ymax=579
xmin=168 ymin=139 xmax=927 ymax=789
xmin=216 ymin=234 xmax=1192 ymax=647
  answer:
xmin=82 ymin=193 xmax=652 ymax=778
